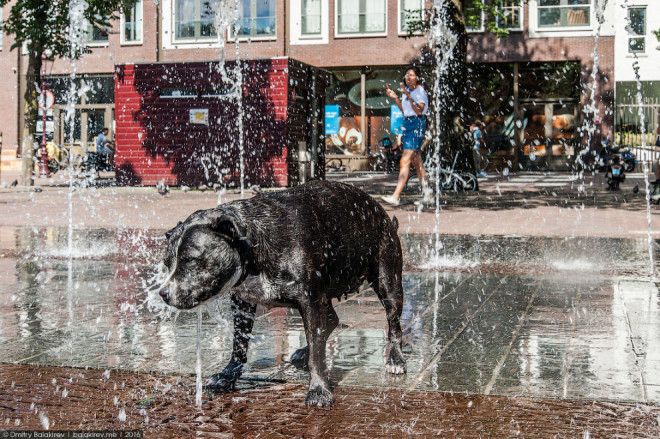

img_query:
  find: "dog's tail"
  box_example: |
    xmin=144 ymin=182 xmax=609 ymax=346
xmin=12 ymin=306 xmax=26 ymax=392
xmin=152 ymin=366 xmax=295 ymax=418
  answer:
xmin=391 ymin=215 xmax=399 ymax=231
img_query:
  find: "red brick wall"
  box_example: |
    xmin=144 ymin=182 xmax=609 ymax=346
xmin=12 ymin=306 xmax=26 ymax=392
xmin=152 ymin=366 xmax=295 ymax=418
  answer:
xmin=114 ymin=58 xmax=293 ymax=187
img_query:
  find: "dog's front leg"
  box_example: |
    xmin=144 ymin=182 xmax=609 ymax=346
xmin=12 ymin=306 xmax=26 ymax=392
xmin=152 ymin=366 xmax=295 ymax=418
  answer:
xmin=299 ymin=298 xmax=338 ymax=407
xmin=205 ymin=295 xmax=256 ymax=392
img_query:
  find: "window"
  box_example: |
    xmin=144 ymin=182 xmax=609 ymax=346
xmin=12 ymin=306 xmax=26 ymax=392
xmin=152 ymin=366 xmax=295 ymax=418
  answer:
xmin=337 ymin=0 xmax=386 ymax=35
xmin=174 ymin=0 xmax=218 ymax=41
xmin=237 ymin=0 xmax=276 ymax=38
xmin=301 ymin=0 xmax=322 ymax=36
xmin=497 ymin=0 xmax=522 ymax=30
xmin=627 ymin=7 xmax=646 ymax=53
xmin=122 ymin=0 xmax=143 ymax=44
xmin=538 ymin=0 xmax=590 ymax=28
xmin=399 ymin=0 xmax=423 ymax=34
xmin=87 ymin=23 xmax=109 ymax=44
xmin=464 ymin=0 xmax=484 ymax=32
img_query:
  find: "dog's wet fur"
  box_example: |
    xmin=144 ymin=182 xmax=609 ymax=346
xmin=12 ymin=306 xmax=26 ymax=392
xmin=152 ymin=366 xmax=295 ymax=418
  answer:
xmin=160 ymin=180 xmax=406 ymax=407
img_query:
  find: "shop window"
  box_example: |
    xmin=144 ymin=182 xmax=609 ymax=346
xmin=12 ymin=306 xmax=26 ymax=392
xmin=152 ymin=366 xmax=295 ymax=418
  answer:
xmin=236 ymin=0 xmax=276 ymax=38
xmin=399 ymin=0 xmax=423 ymax=34
xmin=464 ymin=0 xmax=484 ymax=32
xmin=497 ymin=0 xmax=522 ymax=30
xmin=627 ymin=7 xmax=646 ymax=53
xmin=301 ymin=0 xmax=322 ymax=36
xmin=337 ymin=0 xmax=386 ymax=35
xmin=538 ymin=0 xmax=590 ymax=28
xmin=174 ymin=0 xmax=218 ymax=41
xmin=121 ymin=0 xmax=143 ymax=44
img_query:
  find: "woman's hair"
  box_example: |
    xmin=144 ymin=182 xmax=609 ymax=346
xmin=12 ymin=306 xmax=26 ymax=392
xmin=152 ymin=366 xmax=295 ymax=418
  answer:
xmin=405 ymin=66 xmax=422 ymax=81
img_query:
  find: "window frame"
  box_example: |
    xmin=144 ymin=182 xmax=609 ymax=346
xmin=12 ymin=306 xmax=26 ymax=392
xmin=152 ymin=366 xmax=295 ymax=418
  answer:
xmin=230 ymin=0 xmax=277 ymax=41
xmin=536 ymin=0 xmax=592 ymax=31
xmin=464 ymin=0 xmax=485 ymax=33
xmin=335 ymin=0 xmax=388 ymax=38
xmin=86 ymin=21 xmax=110 ymax=47
xmin=398 ymin=0 xmax=424 ymax=35
xmin=120 ymin=0 xmax=144 ymax=45
xmin=496 ymin=0 xmax=524 ymax=31
xmin=172 ymin=0 xmax=219 ymax=43
xmin=627 ymin=5 xmax=646 ymax=54
xmin=300 ymin=0 xmax=323 ymax=39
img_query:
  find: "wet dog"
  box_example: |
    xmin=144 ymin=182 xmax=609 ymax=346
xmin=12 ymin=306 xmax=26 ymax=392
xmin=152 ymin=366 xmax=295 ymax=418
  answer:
xmin=159 ymin=180 xmax=406 ymax=407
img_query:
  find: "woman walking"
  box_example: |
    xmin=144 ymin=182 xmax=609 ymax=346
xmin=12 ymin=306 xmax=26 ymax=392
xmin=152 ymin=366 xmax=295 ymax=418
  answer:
xmin=381 ymin=66 xmax=433 ymax=206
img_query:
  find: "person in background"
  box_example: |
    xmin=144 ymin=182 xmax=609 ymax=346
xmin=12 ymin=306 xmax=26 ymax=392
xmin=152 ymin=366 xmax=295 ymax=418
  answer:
xmin=381 ymin=66 xmax=433 ymax=206
xmin=95 ymin=128 xmax=111 ymax=155
xmin=471 ymin=121 xmax=487 ymax=178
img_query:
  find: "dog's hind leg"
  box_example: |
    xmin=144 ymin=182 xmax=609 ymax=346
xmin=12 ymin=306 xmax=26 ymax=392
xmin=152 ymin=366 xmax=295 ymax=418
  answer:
xmin=370 ymin=234 xmax=406 ymax=375
xmin=205 ymin=295 xmax=257 ymax=392
xmin=299 ymin=298 xmax=338 ymax=407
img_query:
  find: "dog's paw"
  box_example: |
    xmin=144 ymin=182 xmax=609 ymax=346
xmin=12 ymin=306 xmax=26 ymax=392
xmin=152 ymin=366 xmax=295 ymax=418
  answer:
xmin=289 ymin=346 xmax=309 ymax=370
xmin=386 ymin=362 xmax=406 ymax=375
xmin=386 ymin=349 xmax=407 ymax=375
xmin=305 ymin=385 xmax=334 ymax=408
xmin=204 ymin=361 xmax=243 ymax=393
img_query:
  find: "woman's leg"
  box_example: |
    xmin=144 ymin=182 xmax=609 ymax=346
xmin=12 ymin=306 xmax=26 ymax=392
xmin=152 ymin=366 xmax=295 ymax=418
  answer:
xmin=411 ymin=151 xmax=428 ymax=186
xmin=392 ymin=150 xmax=414 ymax=199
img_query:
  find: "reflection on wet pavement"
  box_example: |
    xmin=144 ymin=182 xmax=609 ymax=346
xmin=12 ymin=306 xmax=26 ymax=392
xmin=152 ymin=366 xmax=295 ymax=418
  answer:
xmin=0 ymin=226 xmax=659 ymax=404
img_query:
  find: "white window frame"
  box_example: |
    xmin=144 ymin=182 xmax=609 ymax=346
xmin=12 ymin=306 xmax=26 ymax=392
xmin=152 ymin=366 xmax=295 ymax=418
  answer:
xmin=536 ymin=0 xmax=592 ymax=31
xmin=172 ymin=0 xmax=219 ymax=43
xmin=230 ymin=0 xmax=277 ymax=42
xmin=464 ymin=0 xmax=485 ymax=33
xmin=627 ymin=5 xmax=646 ymax=54
xmin=398 ymin=0 xmax=424 ymax=35
xmin=290 ymin=0 xmax=329 ymax=45
xmin=120 ymin=0 xmax=144 ymax=45
xmin=496 ymin=0 xmax=523 ymax=31
xmin=85 ymin=21 xmax=110 ymax=47
xmin=300 ymin=0 xmax=322 ymax=39
xmin=335 ymin=0 xmax=388 ymax=38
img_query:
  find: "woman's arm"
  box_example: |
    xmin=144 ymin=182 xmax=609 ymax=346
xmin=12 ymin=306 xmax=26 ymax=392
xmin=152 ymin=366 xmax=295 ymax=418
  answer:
xmin=402 ymin=87 xmax=425 ymax=116
xmin=386 ymin=84 xmax=404 ymax=113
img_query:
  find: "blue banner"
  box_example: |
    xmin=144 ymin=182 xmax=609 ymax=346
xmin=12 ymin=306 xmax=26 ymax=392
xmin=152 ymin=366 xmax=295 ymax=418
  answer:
xmin=324 ymin=105 xmax=340 ymax=135
xmin=390 ymin=105 xmax=404 ymax=135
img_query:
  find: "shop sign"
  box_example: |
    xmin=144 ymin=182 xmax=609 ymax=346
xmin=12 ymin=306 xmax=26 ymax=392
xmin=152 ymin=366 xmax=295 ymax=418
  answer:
xmin=390 ymin=105 xmax=404 ymax=135
xmin=324 ymin=104 xmax=340 ymax=135
xmin=189 ymin=108 xmax=209 ymax=125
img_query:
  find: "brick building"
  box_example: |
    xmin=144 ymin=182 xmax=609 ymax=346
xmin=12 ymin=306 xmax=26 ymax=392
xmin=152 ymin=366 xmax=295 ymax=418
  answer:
xmin=0 ymin=0 xmax=618 ymax=185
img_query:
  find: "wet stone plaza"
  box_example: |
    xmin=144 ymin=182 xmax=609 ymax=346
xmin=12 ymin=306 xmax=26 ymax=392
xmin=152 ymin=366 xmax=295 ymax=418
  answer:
xmin=1 ymin=225 xmax=659 ymax=406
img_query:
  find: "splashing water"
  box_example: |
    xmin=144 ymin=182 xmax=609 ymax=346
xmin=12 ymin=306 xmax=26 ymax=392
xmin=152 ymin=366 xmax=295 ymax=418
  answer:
xmin=576 ymin=0 xmax=609 ymax=182
xmin=427 ymin=0 xmax=458 ymax=262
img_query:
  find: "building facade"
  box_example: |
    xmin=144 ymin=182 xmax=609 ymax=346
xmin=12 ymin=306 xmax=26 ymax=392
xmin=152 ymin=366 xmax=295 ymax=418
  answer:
xmin=0 ymin=0 xmax=622 ymax=183
xmin=613 ymin=0 xmax=660 ymax=151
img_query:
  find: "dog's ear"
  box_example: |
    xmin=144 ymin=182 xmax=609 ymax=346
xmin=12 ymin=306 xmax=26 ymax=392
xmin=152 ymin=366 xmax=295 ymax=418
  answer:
xmin=209 ymin=212 xmax=249 ymax=244
xmin=165 ymin=221 xmax=183 ymax=240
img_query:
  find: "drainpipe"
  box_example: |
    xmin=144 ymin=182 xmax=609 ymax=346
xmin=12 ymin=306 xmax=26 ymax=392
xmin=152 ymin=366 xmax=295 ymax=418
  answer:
xmin=155 ymin=0 xmax=161 ymax=62
xmin=282 ymin=0 xmax=287 ymax=57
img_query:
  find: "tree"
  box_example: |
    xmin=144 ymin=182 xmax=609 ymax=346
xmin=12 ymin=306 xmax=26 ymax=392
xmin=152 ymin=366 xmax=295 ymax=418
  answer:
xmin=0 ymin=0 xmax=132 ymax=184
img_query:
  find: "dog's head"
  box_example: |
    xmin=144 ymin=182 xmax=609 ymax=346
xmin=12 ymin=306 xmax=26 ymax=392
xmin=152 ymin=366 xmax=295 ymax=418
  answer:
xmin=159 ymin=210 xmax=251 ymax=309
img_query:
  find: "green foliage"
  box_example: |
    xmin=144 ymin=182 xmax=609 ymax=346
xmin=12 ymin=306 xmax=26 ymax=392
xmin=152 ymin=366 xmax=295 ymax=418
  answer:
xmin=0 ymin=0 xmax=132 ymax=58
xmin=404 ymin=0 xmax=524 ymax=39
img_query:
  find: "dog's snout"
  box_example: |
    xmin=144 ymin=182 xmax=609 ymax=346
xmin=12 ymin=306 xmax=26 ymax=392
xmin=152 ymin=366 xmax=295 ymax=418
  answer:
xmin=159 ymin=290 xmax=168 ymax=301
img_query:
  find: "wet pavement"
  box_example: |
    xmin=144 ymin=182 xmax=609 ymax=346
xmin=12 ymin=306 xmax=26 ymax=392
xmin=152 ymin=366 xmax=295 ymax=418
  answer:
xmin=1 ymin=226 xmax=659 ymax=408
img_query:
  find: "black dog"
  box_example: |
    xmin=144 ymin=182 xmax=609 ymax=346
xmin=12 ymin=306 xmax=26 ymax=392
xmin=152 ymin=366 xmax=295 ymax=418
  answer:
xmin=159 ymin=180 xmax=406 ymax=407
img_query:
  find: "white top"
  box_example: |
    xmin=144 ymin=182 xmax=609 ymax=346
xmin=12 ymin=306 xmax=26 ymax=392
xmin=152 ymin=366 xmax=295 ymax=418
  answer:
xmin=401 ymin=85 xmax=429 ymax=117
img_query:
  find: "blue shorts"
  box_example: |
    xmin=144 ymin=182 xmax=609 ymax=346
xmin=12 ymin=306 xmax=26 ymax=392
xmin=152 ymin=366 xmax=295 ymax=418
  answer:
xmin=401 ymin=116 xmax=427 ymax=151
